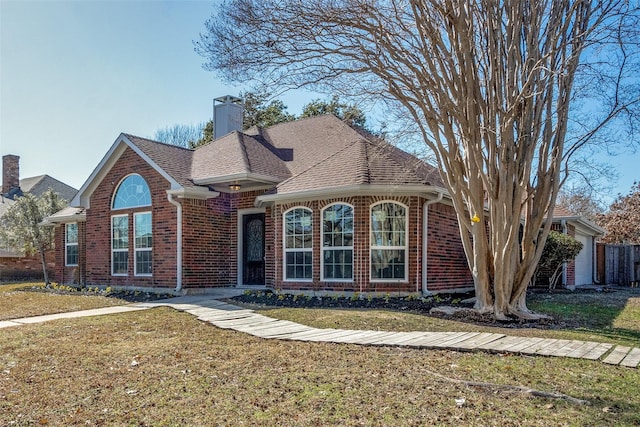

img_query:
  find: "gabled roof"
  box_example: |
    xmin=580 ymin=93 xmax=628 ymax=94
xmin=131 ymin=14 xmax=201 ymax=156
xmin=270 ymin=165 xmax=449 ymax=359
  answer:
xmin=123 ymin=134 xmax=195 ymax=189
xmin=551 ymin=206 xmax=605 ymax=236
xmin=20 ymin=175 xmax=77 ymax=202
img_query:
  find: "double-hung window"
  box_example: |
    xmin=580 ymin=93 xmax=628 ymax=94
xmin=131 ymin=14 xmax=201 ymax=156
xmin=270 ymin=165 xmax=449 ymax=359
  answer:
xmin=134 ymin=212 xmax=152 ymax=276
xmin=65 ymin=223 xmax=78 ymax=266
xmin=321 ymin=203 xmax=353 ymax=281
xmin=370 ymin=202 xmax=408 ymax=281
xmin=111 ymin=215 xmax=129 ymax=275
xmin=111 ymin=174 xmax=152 ymax=277
xmin=284 ymin=207 xmax=313 ymax=280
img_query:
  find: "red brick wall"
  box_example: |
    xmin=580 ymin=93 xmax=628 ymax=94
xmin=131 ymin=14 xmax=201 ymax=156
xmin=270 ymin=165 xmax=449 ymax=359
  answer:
xmin=268 ymin=195 xmax=461 ymax=294
xmin=426 ymin=203 xmax=473 ymax=291
xmin=0 ymin=250 xmax=54 ymax=282
xmin=181 ymin=190 xmax=272 ymax=289
xmin=83 ymin=147 xmax=177 ymax=288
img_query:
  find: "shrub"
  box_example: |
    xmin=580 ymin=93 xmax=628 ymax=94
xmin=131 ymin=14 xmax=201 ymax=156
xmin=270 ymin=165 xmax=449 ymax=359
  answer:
xmin=534 ymin=231 xmax=583 ymax=289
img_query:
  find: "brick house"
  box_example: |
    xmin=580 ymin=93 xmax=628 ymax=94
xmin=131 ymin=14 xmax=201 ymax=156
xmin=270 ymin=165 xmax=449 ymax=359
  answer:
xmin=1 ymin=155 xmax=78 ymax=281
xmin=46 ymin=98 xmax=477 ymax=294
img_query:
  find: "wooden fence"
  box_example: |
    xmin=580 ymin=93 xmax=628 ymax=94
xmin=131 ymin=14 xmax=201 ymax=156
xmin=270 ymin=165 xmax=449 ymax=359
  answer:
xmin=597 ymin=244 xmax=640 ymax=287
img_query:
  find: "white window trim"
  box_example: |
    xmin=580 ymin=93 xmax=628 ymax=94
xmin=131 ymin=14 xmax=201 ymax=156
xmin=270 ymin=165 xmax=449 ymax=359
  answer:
xmin=283 ymin=207 xmax=313 ymax=282
xmin=370 ymin=201 xmax=409 ymax=283
xmin=320 ymin=202 xmax=354 ymax=282
xmin=111 ymin=214 xmax=129 ymax=276
xmin=65 ymin=223 xmax=78 ymax=267
xmin=134 ymin=211 xmax=152 ymax=277
xmin=111 ymin=173 xmax=152 ymax=211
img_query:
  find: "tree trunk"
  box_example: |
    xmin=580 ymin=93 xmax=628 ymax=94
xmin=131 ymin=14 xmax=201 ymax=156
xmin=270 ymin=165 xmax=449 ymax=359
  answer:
xmin=39 ymin=247 xmax=49 ymax=285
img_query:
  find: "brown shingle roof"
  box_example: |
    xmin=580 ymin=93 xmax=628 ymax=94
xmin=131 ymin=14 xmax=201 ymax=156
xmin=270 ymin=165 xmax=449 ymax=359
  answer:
xmin=121 ymin=115 xmax=442 ymax=197
xmin=191 ymin=132 xmax=290 ymax=181
xmin=20 ymin=175 xmax=77 ymax=202
xmin=123 ymin=134 xmax=195 ymax=188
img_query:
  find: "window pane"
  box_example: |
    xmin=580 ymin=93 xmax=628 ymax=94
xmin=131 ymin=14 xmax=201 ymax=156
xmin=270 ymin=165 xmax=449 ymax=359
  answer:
xmin=371 ymin=203 xmax=405 ymax=246
xmin=112 ymin=174 xmax=151 ymax=209
xmin=285 ymin=249 xmax=312 ymax=280
xmin=371 ymin=249 xmax=405 ymax=280
xmin=66 ymin=245 xmax=78 ymax=266
xmin=323 ymin=249 xmax=353 ymax=280
xmin=112 ymin=251 xmax=128 ymax=275
xmin=66 ymin=223 xmax=78 ymax=244
xmin=136 ymin=250 xmax=152 ymax=275
xmin=285 ymin=208 xmax=312 ymax=249
xmin=322 ymin=204 xmax=353 ymax=248
xmin=135 ymin=213 xmax=152 ymax=249
xmin=112 ymin=216 xmax=128 ymax=250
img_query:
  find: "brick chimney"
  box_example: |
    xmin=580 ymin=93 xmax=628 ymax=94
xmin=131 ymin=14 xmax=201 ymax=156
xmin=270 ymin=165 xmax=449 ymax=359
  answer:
xmin=2 ymin=154 xmax=20 ymax=195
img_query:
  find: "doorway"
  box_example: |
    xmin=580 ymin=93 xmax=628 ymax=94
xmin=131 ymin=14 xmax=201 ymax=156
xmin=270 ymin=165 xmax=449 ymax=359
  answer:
xmin=241 ymin=213 xmax=265 ymax=286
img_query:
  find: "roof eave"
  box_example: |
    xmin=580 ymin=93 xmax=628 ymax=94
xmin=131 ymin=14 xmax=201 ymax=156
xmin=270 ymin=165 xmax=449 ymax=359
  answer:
xmin=255 ymin=184 xmax=447 ymax=207
xmin=193 ymin=173 xmax=283 ymax=186
xmin=167 ymin=188 xmax=220 ymax=200
xmin=40 ymin=212 xmax=87 ymax=226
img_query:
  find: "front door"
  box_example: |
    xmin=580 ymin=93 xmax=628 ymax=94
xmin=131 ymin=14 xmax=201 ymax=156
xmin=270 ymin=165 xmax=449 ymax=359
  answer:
xmin=242 ymin=213 xmax=265 ymax=285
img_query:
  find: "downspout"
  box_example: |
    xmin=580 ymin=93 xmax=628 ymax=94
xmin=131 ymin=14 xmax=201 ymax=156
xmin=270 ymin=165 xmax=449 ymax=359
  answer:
xmin=167 ymin=192 xmax=183 ymax=293
xmin=592 ymin=237 xmax=600 ymax=284
xmin=422 ymin=191 xmax=444 ymax=294
xmin=561 ymin=220 xmax=567 ymax=287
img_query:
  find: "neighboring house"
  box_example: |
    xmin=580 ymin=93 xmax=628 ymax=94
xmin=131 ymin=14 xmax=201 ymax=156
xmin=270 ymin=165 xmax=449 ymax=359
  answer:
xmin=0 ymin=155 xmax=78 ymax=281
xmin=549 ymin=206 xmax=605 ymax=288
xmin=46 ymin=97 xmax=474 ymax=294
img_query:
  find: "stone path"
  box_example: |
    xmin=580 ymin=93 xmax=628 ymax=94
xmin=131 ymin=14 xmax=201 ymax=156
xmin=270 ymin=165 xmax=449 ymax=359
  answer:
xmin=2 ymin=295 xmax=639 ymax=369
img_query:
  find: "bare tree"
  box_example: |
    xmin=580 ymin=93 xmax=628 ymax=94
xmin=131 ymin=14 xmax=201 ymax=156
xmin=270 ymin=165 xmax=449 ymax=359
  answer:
xmin=154 ymin=123 xmax=207 ymax=149
xmin=196 ymin=0 xmax=640 ymax=319
xmin=597 ymin=182 xmax=640 ymax=244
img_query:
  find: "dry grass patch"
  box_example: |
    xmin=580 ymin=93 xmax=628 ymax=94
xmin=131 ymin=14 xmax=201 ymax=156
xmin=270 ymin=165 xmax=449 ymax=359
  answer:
xmin=1 ymin=308 xmax=639 ymax=426
xmin=0 ymin=282 xmax=131 ymax=321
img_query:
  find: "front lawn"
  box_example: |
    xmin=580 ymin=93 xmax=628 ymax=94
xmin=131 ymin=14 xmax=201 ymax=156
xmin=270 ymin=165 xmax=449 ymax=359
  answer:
xmin=1 ymin=308 xmax=639 ymax=426
xmin=0 ymin=282 xmax=131 ymax=321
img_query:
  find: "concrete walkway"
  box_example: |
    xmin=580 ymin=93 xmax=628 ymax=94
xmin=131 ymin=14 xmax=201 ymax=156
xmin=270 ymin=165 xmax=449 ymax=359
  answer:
xmin=2 ymin=294 xmax=639 ymax=369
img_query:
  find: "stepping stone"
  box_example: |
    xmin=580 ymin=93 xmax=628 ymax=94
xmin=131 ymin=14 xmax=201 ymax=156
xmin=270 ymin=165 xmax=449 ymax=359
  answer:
xmin=582 ymin=343 xmax=614 ymax=360
xmin=454 ymin=333 xmax=506 ymax=349
xmin=620 ymin=348 xmax=640 ymax=368
xmin=603 ymin=346 xmax=631 ymax=365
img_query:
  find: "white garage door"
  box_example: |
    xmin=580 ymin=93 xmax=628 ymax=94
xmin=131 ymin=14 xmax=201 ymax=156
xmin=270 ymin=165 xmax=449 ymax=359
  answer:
xmin=574 ymin=233 xmax=593 ymax=286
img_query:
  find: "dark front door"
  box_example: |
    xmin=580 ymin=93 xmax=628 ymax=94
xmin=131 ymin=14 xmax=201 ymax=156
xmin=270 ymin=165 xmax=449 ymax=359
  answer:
xmin=242 ymin=213 xmax=265 ymax=285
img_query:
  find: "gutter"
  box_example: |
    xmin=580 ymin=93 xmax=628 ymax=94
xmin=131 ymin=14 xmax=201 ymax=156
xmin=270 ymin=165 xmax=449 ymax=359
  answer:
xmin=167 ymin=191 xmax=184 ymax=293
xmin=422 ymin=191 xmax=444 ymax=294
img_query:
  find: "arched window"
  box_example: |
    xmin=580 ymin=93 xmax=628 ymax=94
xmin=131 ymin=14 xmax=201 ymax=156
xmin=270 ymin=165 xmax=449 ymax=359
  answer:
xmin=111 ymin=174 xmax=152 ymax=277
xmin=284 ymin=207 xmax=313 ymax=280
xmin=112 ymin=174 xmax=151 ymax=209
xmin=321 ymin=203 xmax=354 ymax=281
xmin=370 ymin=202 xmax=407 ymax=281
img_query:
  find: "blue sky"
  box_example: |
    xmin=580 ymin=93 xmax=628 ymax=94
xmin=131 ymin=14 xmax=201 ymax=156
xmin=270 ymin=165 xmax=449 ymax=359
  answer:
xmin=1 ymin=0 xmax=637 ymax=202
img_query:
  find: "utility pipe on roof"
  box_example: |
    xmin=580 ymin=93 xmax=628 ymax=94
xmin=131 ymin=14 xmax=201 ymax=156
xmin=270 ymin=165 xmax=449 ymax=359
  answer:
xmin=422 ymin=191 xmax=444 ymax=294
xmin=167 ymin=191 xmax=183 ymax=293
